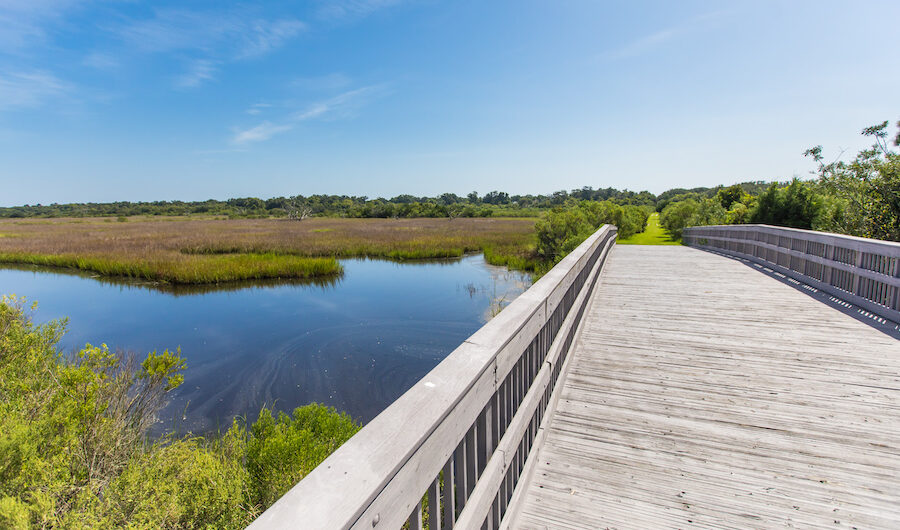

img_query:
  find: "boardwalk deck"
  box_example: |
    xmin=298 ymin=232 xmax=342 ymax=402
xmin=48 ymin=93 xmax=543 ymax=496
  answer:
xmin=510 ymin=245 xmax=900 ymax=529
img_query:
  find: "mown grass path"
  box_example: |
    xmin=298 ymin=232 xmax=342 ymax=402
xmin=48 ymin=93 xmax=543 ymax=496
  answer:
xmin=617 ymin=212 xmax=680 ymax=245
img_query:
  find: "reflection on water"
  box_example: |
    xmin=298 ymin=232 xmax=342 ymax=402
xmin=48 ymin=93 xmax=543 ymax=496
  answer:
xmin=0 ymin=255 xmax=529 ymax=434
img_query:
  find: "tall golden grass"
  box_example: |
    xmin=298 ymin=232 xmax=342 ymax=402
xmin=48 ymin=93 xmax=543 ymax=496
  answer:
xmin=0 ymin=217 xmax=537 ymax=284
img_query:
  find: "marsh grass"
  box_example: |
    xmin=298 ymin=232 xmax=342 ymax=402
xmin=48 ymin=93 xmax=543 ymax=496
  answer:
xmin=0 ymin=252 xmax=340 ymax=284
xmin=0 ymin=217 xmax=536 ymax=284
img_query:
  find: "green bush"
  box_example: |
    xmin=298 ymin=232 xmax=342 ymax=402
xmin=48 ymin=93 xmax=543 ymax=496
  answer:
xmin=534 ymin=207 xmax=593 ymax=261
xmin=247 ymin=405 xmax=359 ymax=507
xmin=0 ymin=295 xmax=361 ymax=528
xmin=690 ymin=198 xmax=727 ymax=227
xmin=659 ymin=199 xmax=699 ymax=239
xmin=103 ymin=438 xmax=252 ymax=528
xmin=750 ymin=179 xmax=822 ymax=229
xmin=533 ymin=200 xmax=650 ymax=273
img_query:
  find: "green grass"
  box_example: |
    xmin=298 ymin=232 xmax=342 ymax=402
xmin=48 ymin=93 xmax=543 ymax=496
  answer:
xmin=617 ymin=213 xmax=681 ymax=245
xmin=0 ymin=252 xmax=342 ymax=284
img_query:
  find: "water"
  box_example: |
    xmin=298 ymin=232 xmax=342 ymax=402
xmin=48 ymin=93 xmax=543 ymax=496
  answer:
xmin=0 ymin=255 xmax=529 ymax=434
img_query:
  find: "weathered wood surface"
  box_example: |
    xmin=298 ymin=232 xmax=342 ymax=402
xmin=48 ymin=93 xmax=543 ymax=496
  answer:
xmin=683 ymin=224 xmax=900 ymax=324
xmin=510 ymin=245 xmax=900 ymax=529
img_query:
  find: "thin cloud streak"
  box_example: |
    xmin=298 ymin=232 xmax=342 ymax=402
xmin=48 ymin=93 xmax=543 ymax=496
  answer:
xmin=232 ymin=121 xmax=293 ymax=145
xmin=291 ymin=73 xmax=352 ymax=92
xmin=110 ymin=9 xmax=305 ymax=89
xmin=293 ymin=84 xmax=391 ymax=121
xmin=0 ymin=70 xmax=69 ymax=110
xmin=236 ymin=18 xmax=306 ymax=58
xmin=246 ymin=103 xmax=272 ymax=115
xmin=232 ymin=84 xmax=392 ymax=145
xmin=113 ymin=9 xmax=305 ymax=59
xmin=0 ymin=0 xmax=85 ymax=50
xmin=316 ymin=0 xmax=406 ymax=21
xmin=602 ymin=10 xmax=731 ymax=60
xmin=175 ymin=59 xmax=218 ymax=89
xmin=82 ymin=51 xmax=119 ymax=69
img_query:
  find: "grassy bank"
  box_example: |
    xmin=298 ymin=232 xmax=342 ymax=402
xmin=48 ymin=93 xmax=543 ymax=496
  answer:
xmin=0 ymin=252 xmax=340 ymax=284
xmin=616 ymin=213 xmax=680 ymax=245
xmin=0 ymin=217 xmax=537 ymax=284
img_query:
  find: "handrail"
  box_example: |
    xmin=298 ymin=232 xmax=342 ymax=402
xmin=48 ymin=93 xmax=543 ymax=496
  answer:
xmin=684 ymin=224 xmax=900 ymax=324
xmin=248 ymin=224 xmax=618 ymax=530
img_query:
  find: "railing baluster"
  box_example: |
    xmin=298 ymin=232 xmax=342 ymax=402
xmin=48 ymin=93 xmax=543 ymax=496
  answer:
xmin=476 ymin=403 xmax=489 ymax=478
xmin=454 ymin=440 xmax=467 ymax=517
xmin=684 ymin=224 xmax=900 ymax=324
xmin=407 ymin=500 xmax=424 ymax=530
xmin=465 ymin=426 xmax=477 ymax=498
xmin=443 ymin=457 xmax=455 ymax=529
xmin=428 ymin=475 xmax=441 ymax=530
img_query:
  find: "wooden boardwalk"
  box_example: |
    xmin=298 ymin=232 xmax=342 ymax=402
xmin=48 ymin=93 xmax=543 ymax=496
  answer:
xmin=510 ymin=245 xmax=900 ymax=529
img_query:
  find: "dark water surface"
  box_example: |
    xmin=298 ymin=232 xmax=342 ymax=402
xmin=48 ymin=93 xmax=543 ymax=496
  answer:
xmin=0 ymin=255 xmax=529 ymax=434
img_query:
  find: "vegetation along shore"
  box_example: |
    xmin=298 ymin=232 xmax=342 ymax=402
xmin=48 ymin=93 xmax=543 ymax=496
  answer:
xmin=0 ymin=217 xmax=537 ymax=284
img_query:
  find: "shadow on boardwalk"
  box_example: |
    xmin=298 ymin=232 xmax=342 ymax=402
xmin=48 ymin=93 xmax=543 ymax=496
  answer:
xmin=699 ymin=247 xmax=900 ymax=340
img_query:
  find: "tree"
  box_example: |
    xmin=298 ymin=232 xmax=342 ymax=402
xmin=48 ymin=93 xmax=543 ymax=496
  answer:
xmin=716 ymin=184 xmax=745 ymax=209
xmin=750 ymin=179 xmax=822 ymax=229
xmin=659 ymin=199 xmax=699 ymax=239
xmin=807 ymin=120 xmax=900 ymax=241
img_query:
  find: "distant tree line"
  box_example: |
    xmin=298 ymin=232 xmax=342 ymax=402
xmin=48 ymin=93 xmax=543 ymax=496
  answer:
xmin=1 ymin=186 xmax=763 ymax=220
xmin=658 ymin=120 xmax=900 ymax=242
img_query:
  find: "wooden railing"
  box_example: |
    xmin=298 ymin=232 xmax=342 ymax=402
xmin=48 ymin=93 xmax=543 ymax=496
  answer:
xmin=684 ymin=224 xmax=900 ymax=324
xmin=247 ymin=225 xmax=617 ymax=530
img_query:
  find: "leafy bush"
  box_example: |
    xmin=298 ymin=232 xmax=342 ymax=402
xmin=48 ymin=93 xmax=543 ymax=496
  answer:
xmin=659 ymin=199 xmax=699 ymax=239
xmin=750 ymin=179 xmax=822 ymax=229
xmin=533 ymin=200 xmax=649 ymax=272
xmin=247 ymin=405 xmax=359 ymax=507
xmin=102 ymin=437 xmax=252 ymax=528
xmin=535 ymin=207 xmax=593 ymax=261
xmin=691 ymin=198 xmax=727 ymax=227
xmin=0 ymin=296 xmax=361 ymax=528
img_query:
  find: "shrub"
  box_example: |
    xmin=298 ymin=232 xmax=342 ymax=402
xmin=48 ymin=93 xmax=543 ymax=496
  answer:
xmin=659 ymin=199 xmax=699 ymax=239
xmin=103 ymin=438 xmax=252 ymax=528
xmin=751 ymin=179 xmax=822 ymax=229
xmin=0 ymin=296 xmax=361 ymax=528
xmin=247 ymin=404 xmax=360 ymax=507
xmin=534 ymin=207 xmax=593 ymax=261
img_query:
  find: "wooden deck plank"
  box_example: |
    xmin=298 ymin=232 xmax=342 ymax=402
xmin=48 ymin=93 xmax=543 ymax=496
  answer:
xmin=511 ymin=245 xmax=900 ymax=529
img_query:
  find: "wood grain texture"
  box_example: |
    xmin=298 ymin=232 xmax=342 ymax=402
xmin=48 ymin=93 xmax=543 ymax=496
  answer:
xmin=511 ymin=245 xmax=900 ymax=530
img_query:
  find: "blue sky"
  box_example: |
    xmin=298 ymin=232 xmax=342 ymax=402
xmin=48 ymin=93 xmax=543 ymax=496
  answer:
xmin=1 ymin=0 xmax=898 ymax=205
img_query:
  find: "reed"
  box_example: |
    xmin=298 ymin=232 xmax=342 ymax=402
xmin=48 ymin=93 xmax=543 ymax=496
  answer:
xmin=0 ymin=217 xmax=536 ymax=284
xmin=0 ymin=252 xmax=341 ymax=284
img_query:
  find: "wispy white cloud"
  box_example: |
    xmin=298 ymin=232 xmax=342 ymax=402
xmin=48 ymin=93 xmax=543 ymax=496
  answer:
xmin=0 ymin=0 xmax=84 ymax=50
xmin=606 ymin=28 xmax=680 ymax=60
xmin=291 ymin=73 xmax=352 ymax=92
xmin=0 ymin=70 xmax=69 ymax=110
xmin=293 ymin=84 xmax=391 ymax=121
xmin=237 ymin=19 xmax=306 ymax=58
xmin=602 ymin=10 xmax=731 ymax=61
xmin=246 ymin=103 xmax=272 ymax=115
xmin=232 ymin=84 xmax=392 ymax=144
xmin=113 ymin=9 xmax=305 ymax=60
xmin=316 ymin=0 xmax=406 ymax=21
xmin=232 ymin=121 xmax=293 ymax=145
xmin=82 ymin=51 xmax=119 ymax=69
xmin=175 ymin=59 xmax=218 ymax=89
xmin=110 ymin=8 xmax=305 ymax=89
